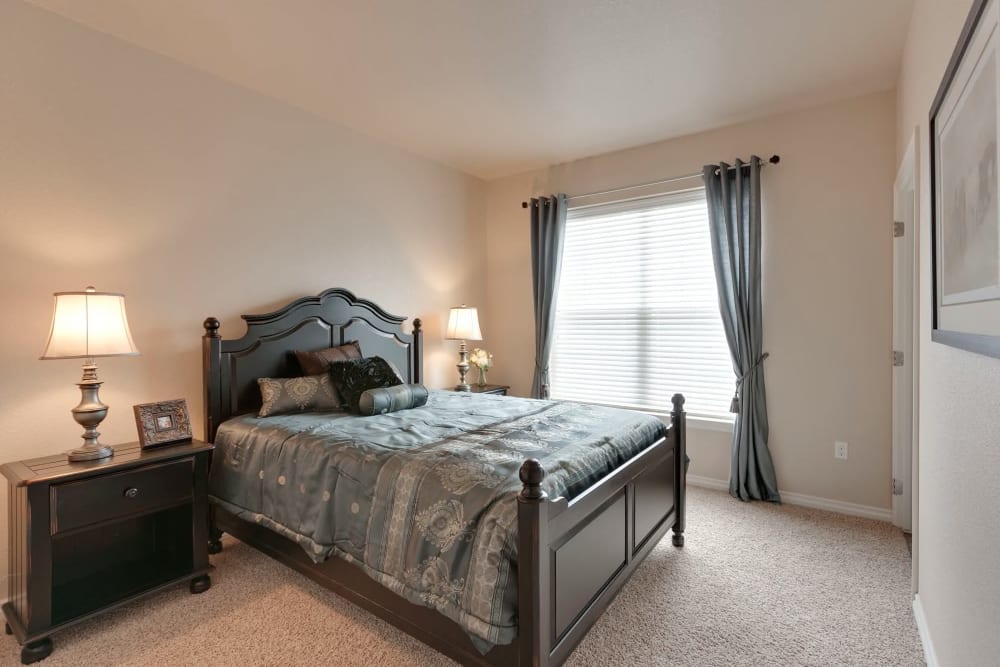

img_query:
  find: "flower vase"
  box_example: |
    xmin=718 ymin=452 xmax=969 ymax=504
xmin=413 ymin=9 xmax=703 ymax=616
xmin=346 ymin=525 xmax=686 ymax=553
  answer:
xmin=477 ymin=367 xmax=488 ymax=387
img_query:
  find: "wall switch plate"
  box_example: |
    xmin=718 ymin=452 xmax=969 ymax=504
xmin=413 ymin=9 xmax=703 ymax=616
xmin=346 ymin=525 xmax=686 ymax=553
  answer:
xmin=834 ymin=441 xmax=849 ymax=460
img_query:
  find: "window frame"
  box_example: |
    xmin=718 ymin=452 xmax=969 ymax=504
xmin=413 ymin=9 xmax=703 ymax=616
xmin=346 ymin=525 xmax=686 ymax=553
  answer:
xmin=550 ymin=183 xmax=736 ymax=425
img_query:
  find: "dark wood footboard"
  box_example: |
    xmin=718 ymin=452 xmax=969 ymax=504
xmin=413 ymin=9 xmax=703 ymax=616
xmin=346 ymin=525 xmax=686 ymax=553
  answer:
xmin=516 ymin=394 xmax=685 ymax=666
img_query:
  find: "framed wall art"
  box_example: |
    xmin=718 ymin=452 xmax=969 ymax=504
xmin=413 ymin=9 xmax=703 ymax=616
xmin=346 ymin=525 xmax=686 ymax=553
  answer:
xmin=930 ymin=0 xmax=1000 ymax=358
xmin=133 ymin=398 xmax=193 ymax=449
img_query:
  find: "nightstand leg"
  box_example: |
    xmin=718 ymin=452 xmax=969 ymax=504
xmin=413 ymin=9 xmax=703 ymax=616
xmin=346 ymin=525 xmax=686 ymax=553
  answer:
xmin=20 ymin=637 xmax=52 ymax=665
xmin=190 ymin=574 xmax=211 ymax=594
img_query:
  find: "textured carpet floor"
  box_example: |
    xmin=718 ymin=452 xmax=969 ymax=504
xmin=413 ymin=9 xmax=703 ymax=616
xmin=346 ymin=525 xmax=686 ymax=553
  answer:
xmin=1 ymin=487 xmax=923 ymax=666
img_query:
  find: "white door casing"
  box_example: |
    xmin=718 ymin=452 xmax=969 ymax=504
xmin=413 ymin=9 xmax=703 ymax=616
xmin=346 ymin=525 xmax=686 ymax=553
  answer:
xmin=892 ymin=130 xmax=918 ymax=538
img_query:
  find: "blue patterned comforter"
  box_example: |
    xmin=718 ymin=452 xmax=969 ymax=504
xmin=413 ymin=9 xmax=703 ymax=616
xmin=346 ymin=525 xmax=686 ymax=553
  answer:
xmin=209 ymin=390 xmax=666 ymax=645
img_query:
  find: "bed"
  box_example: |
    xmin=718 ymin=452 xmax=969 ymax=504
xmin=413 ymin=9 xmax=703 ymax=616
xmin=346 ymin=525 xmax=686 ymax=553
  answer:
xmin=202 ymin=288 xmax=687 ymax=666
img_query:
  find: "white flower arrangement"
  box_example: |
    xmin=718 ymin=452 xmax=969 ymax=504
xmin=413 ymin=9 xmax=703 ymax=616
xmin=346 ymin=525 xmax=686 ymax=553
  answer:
xmin=469 ymin=348 xmax=493 ymax=371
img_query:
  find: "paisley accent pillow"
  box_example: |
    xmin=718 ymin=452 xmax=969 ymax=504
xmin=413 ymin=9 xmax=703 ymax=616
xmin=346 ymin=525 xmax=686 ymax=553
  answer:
xmin=357 ymin=383 xmax=429 ymax=416
xmin=328 ymin=356 xmax=404 ymax=414
xmin=293 ymin=341 xmax=362 ymax=376
xmin=257 ymin=373 xmax=342 ymax=417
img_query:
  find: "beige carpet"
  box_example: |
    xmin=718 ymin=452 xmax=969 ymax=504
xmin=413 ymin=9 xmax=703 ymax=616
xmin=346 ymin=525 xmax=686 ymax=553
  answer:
xmin=1 ymin=487 xmax=924 ymax=666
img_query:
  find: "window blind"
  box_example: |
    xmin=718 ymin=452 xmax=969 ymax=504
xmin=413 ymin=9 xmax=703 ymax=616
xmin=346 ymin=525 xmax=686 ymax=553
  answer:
xmin=550 ymin=188 xmax=735 ymax=421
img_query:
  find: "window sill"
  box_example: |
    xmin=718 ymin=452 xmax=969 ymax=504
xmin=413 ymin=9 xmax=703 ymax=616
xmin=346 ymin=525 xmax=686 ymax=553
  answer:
xmin=648 ymin=412 xmax=735 ymax=433
xmin=685 ymin=415 xmax=735 ymax=433
xmin=551 ymin=397 xmax=735 ymax=433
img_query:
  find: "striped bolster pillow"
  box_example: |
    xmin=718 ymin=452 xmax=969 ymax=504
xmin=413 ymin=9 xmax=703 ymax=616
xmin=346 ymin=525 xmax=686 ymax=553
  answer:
xmin=357 ymin=383 xmax=429 ymax=416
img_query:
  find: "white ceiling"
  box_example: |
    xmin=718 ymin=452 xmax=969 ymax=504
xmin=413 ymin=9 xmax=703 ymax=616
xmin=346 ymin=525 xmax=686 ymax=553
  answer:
xmin=27 ymin=0 xmax=914 ymax=180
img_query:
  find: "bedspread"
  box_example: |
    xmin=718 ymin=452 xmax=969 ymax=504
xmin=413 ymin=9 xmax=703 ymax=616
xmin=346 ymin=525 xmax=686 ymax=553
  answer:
xmin=209 ymin=390 xmax=666 ymax=646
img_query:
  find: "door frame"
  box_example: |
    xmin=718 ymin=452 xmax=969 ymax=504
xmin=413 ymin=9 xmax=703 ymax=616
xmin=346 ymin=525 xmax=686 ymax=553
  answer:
xmin=892 ymin=129 xmax=919 ymax=540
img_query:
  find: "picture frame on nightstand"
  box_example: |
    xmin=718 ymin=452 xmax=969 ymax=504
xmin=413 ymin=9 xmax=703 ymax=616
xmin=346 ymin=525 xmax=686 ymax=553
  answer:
xmin=134 ymin=398 xmax=193 ymax=448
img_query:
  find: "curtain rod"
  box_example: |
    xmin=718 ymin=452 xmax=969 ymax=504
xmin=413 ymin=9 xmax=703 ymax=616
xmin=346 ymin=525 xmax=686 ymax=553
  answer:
xmin=520 ymin=154 xmax=780 ymax=208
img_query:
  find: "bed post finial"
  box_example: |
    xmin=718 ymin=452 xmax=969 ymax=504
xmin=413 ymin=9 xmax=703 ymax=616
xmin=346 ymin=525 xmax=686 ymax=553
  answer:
xmin=671 ymin=393 xmax=685 ymax=413
xmin=413 ymin=317 xmax=422 ymax=332
xmin=204 ymin=317 xmax=220 ymax=338
xmin=519 ymin=459 xmax=546 ymax=500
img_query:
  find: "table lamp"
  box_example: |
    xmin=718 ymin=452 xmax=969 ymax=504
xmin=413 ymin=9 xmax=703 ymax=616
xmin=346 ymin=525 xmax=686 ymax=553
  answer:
xmin=445 ymin=305 xmax=482 ymax=391
xmin=40 ymin=287 xmax=140 ymax=461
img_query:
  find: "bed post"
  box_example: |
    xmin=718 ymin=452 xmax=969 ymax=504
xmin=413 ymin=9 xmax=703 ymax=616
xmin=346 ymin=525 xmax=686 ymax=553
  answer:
xmin=412 ymin=318 xmax=423 ymax=384
xmin=203 ymin=317 xmax=224 ymax=555
xmin=202 ymin=317 xmax=222 ymax=443
xmin=517 ymin=459 xmax=550 ymax=667
xmin=671 ymin=393 xmax=686 ymax=547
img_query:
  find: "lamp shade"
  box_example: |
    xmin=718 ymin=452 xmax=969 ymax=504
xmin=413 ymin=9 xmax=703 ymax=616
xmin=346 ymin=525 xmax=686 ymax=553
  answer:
xmin=445 ymin=305 xmax=482 ymax=341
xmin=40 ymin=287 xmax=140 ymax=359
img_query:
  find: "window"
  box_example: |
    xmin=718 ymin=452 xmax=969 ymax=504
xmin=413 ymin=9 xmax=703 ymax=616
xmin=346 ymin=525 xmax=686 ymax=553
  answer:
xmin=550 ymin=188 xmax=734 ymax=421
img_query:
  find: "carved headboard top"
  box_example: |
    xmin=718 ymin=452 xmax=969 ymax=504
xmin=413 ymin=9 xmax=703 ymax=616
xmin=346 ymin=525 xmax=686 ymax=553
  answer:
xmin=202 ymin=288 xmax=422 ymax=441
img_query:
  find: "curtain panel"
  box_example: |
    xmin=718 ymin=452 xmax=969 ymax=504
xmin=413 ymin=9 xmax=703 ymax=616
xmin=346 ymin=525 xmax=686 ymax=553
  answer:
xmin=529 ymin=194 xmax=568 ymax=399
xmin=703 ymin=157 xmax=780 ymax=502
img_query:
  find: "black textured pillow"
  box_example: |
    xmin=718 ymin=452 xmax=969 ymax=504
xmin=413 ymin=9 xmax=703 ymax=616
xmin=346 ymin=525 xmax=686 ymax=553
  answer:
xmin=257 ymin=374 xmax=341 ymax=417
xmin=328 ymin=356 xmax=404 ymax=413
xmin=293 ymin=341 xmax=362 ymax=375
xmin=357 ymin=384 xmax=429 ymax=416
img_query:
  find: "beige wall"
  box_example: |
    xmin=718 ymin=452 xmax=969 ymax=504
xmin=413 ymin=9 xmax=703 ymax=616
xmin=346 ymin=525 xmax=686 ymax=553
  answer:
xmin=484 ymin=92 xmax=897 ymax=510
xmin=897 ymin=0 xmax=1000 ymax=663
xmin=0 ymin=1 xmax=485 ymax=575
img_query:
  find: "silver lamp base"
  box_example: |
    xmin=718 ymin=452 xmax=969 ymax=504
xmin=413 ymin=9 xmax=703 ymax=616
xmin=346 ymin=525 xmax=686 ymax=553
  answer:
xmin=66 ymin=363 xmax=114 ymax=462
xmin=454 ymin=340 xmax=472 ymax=391
xmin=67 ymin=444 xmax=115 ymax=462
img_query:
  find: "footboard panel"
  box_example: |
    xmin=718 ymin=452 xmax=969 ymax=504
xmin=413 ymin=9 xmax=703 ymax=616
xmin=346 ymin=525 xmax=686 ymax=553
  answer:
xmin=633 ymin=453 xmax=676 ymax=554
xmin=552 ymin=492 xmax=628 ymax=640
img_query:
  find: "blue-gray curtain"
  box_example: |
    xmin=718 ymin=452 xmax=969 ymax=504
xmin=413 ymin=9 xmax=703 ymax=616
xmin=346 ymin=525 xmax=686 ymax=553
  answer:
xmin=529 ymin=194 xmax=568 ymax=399
xmin=703 ymin=157 xmax=780 ymax=503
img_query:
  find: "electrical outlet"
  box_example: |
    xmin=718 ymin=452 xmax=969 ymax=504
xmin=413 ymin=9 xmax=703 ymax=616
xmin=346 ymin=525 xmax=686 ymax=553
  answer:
xmin=834 ymin=441 xmax=849 ymax=460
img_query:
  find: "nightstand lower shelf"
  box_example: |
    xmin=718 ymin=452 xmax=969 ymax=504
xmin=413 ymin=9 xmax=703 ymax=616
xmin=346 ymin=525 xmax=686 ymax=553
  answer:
xmin=50 ymin=504 xmax=194 ymax=624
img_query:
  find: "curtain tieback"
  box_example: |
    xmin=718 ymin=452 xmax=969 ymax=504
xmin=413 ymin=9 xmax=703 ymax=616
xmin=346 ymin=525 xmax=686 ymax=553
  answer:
xmin=730 ymin=352 xmax=769 ymax=413
xmin=534 ymin=362 xmax=551 ymax=398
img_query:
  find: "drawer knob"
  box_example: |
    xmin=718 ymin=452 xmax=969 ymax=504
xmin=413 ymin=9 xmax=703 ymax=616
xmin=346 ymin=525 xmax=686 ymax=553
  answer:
xmin=123 ymin=487 xmax=139 ymax=499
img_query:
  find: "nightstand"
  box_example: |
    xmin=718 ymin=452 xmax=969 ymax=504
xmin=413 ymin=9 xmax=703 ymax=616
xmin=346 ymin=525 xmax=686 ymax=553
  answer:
xmin=1 ymin=440 xmax=213 ymax=664
xmin=450 ymin=384 xmax=509 ymax=396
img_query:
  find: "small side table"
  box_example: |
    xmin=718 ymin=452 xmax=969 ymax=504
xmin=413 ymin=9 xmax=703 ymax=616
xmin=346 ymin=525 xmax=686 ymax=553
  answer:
xmin=1 ymin=440 xmax=213 ymax=664
xmin=450 ymin=384 xmax=509 ymax=396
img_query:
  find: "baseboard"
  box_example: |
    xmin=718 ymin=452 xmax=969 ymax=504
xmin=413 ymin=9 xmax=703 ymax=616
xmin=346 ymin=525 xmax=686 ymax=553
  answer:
xmin=686 ymin=475 xmax=894 ymax=522
xmin=686 ymin=474 xmax=729 ymax=492
xmin=912 ymin=594 xmax=938 ymax=667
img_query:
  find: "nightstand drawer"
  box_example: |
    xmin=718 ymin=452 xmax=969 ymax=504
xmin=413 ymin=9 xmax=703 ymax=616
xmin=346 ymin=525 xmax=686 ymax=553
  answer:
xmin=51 ymin=459 xmax=194 ymax=534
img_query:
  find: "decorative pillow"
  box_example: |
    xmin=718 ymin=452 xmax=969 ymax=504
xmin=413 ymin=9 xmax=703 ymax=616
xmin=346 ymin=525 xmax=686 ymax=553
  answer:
xmin=293 ymin=341 xmax=362 ymax=376
xmin=328 ymin=356 xmax=404 ymax=414
xmin=357 ymin=384 xmax=429 ymax=416
xmin=257 ymin=374 xmax=341 ymax=417
xmin=383 ymin=358 xmax=406 ymax=383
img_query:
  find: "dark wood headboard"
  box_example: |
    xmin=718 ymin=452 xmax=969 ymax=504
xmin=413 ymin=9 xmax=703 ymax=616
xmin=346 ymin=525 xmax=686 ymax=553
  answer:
xmin=201 ymin=288 xmax=422 ymax=442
